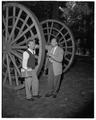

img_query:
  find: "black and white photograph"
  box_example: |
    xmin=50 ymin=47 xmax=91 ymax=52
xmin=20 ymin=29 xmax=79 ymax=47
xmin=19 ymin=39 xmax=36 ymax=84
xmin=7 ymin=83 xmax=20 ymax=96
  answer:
xmin=2 ymin=0 xmax=94 ymax=118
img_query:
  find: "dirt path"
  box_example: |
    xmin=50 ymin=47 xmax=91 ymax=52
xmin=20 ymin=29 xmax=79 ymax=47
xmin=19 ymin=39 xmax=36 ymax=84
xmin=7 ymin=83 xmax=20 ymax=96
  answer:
xmin=2 ymin=57 xmax=94 ymax=118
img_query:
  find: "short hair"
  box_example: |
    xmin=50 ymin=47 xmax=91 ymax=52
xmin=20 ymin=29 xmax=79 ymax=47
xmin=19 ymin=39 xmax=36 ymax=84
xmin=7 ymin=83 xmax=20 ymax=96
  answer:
xmin=51 ymin=38 xmax=58 ymax=44
xmin=27 ymin=39 xmax=35 ymax=46
xmin=51 ymin=38 xmax=57 ymax=42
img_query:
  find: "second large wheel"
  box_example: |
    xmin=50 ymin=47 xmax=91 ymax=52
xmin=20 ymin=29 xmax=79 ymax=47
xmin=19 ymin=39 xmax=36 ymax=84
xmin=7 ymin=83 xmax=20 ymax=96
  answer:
xmin=41 ymin=19 xmax=75 ymax=73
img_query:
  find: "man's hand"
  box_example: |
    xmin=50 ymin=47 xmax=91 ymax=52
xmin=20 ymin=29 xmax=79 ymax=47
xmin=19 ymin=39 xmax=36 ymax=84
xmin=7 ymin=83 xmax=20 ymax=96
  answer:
xmin=27 ymin=68 xmax=32 ymax=71
xmin=31 ymin=69 xmax=36 ymax=75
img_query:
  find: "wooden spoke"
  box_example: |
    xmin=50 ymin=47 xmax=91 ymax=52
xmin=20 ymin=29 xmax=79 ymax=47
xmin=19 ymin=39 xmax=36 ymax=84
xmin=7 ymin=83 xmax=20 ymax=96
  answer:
xmin=12 ymin=6 xmax=16 ymax=40
xmin=3 ymin=16 xmax=6 ymax=27
xmin=10 ymin=23 xmax=35 ymax=45
xmin=62 ymin=46 xmax=66 ymax=49
xmin=5 ymin=7 xmax=8 ymax=41
xmin=27 ymin=34 xmax=38 ymax=41
xmin=8 ymin=53 xmax=20 ymax=75
xmin=8 ymin=9 xmax=22 ymax=42
xmin=66 ymin=38 xmax=71 ymax=42
xmin=10 ymin=50 xmax=22 ymax=60
xmin=16 ymin=49 xmax=24 ymax=53
xmin=67 ymin=46 xmax=73 ymax=48
xmin=6 ymin=54 xmax=12 ymax=85
xmin=17 ymin=23 xmax=34 ymax=39
xmin=48 ymin=22 xmax=53 ymax=42
xmin=16 ymin=16 xmax=29 ymax=39
xmin=12 ymin=45 xmax=27 ymax=49
xmin=16 ymin=39 xmax=27 ymax=46
xmin=59 ymin=37 xmax=65 ymax=43
xmin=46 ymin=22 xmax=50 ymax=42
xmin=3 ymin=53 xmax=6 ymax=62
xmin=14 ymin=68 xmax=19 ymax=86
xmin=64 ymin=57 xmax=70 ymax=62
xmin=58 ymin=37 xmax=64 ymax=43
xmin=64 ymin=64 xmax=67 ymax=67
xmin=3 ymin=70 xmax=7 ymax=84
xmin=64 ymin=32 xmax=69 ymax=37
xmin=66 ymin=51 xmax=72 ymax=55
xmin=13 ymin=6 xmax=16 ymax=20
xmin=56 ymin=27 xmax=64 ymax=38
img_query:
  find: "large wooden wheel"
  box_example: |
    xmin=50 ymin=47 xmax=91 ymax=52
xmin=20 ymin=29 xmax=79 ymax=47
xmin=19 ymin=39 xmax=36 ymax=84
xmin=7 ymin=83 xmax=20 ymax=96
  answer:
xmin=2 ymin=3 xmax=45 ymax=89
xmin=41 ymin=19 xmax=75 ymax=73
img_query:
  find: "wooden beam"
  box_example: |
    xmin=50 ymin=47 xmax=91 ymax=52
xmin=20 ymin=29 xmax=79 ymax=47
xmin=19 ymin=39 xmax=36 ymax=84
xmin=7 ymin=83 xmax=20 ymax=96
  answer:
xmin=14 ymin=84 xmax=25 ymax=90
xmin=10 ymin=23 xmax=35 ymax=45
xmin=59 ymin=38 xmax=65 ymax=44
xmin=5 ymin=7 xmax=8 ymax=41
xmin=16 ymin=38 xmax=27 ymax=46
xmin=16 ymin=15 xmax=29 ymax=39
xmin=8 ymin=9 xmax=22 ymax=42
xmin=46 ymin=22 xmax=50 ymax=42
xmin=64 ymin=32 xmax=68 ymax=37
xmin=3 ymin=53 xmax=6 ymax=62
xmin=56 ymin=26 xmax=64 ymax=38
xmin=65 ymin=57 xmax=70 ymax=62
xmin=10 ymin=50 xmax=22 ymax=60
xmin=12 ymin=6 xmax=16 ymax=41
xmin=12 ymin=45 xmax=27 ymax=49
xmin=3 ymin=16 xmax=5 ymax=27
xmin=48 ymin=22 xmax=53 ymax=43
xmin=3 ymin=70 xmax=7 ymax=84
xmin=6 ymin=54 xmax=12 ymax=85
xmin=17 ymin=49 xmax=24 ymax=53
xmin=14 ymin=68 xmax=19 ymax=86
xmin=8 ymin=53 xmax=20 ymax=75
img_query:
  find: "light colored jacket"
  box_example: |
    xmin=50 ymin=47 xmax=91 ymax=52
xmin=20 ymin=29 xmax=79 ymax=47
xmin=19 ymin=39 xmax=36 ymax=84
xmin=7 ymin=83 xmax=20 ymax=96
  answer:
xmin=48 ymin=45 xmax=64 ymax=76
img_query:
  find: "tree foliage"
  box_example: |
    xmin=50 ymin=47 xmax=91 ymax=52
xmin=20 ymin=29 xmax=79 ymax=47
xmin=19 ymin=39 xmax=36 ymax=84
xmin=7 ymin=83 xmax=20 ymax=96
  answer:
xmin=59 ymin=1 xmax=94 ymax=40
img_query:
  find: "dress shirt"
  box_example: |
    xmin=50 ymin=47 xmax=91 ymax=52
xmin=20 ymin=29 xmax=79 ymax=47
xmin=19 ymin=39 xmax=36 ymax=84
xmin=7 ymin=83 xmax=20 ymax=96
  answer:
xmin=51 ymin=46 xmax=58 ymax=55
xmin=22 ymin=48 xmax=35 ymax=69
xmin=49 ymin=46 xmax=58 ymax=62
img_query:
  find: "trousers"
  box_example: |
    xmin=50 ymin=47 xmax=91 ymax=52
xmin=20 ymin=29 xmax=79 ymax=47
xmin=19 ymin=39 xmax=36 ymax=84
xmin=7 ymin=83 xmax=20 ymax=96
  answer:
xmin=25 ymin=70 xmax=39 ymax=99
xmin=47 ymin=62 xmax=61 ymax=94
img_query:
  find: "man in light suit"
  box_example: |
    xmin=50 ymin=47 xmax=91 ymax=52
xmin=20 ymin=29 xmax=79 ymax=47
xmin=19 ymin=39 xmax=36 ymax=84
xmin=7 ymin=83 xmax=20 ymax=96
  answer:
xmin=45 ymin=38 xmax=64 ymax=98
xmin=22 ymin=40 xmax=41 ymax=101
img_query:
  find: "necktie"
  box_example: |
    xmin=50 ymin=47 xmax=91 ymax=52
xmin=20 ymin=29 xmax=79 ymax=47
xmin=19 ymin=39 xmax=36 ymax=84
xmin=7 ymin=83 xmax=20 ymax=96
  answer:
xmin=51 ymin=46 xmax=57 ymax=55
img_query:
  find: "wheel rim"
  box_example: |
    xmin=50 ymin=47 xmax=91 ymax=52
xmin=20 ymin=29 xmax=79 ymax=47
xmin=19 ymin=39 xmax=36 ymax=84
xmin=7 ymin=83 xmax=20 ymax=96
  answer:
xmin=3 ymin=3 xmax=45 ymax=87
xmin=41 ymin=19 xmax=75 ymax=73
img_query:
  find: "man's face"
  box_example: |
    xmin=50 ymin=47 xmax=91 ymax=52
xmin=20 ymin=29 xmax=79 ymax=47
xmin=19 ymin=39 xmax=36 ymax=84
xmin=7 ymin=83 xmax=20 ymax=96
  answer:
xmin=28 ymin=41 xmax=35 ymax=50
xmin=51 ymin=38 xmax=57 ymax=47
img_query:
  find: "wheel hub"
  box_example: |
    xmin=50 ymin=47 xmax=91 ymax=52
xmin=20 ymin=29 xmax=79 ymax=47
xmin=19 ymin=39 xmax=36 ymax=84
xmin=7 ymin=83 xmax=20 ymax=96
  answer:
xmin=3 ymin=41 xmax=12 ymax=53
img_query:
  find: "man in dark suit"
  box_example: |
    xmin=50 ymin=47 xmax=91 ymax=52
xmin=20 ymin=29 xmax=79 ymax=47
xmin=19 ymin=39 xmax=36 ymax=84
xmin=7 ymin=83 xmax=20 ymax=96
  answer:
xmin=45 ymin=38 xmax=64 ymax=98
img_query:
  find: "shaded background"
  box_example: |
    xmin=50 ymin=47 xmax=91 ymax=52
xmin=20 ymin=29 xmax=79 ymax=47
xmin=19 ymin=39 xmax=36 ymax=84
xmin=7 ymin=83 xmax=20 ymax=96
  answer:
xmin=20 ymin=1 xmax=94 ymax=56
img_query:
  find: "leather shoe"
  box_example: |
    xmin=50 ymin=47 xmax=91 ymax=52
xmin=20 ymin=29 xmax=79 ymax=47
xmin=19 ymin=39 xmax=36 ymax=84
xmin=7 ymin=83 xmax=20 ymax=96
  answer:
xmin=52 ymin=94 xmax=57 ymax=98
xmin=26 ymin=98 xmax=34 ymax=101
xmin=33 ymin=95 xmax=42 ymax=98
xmin=45 ymin=93 xmax=52 ymax=97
